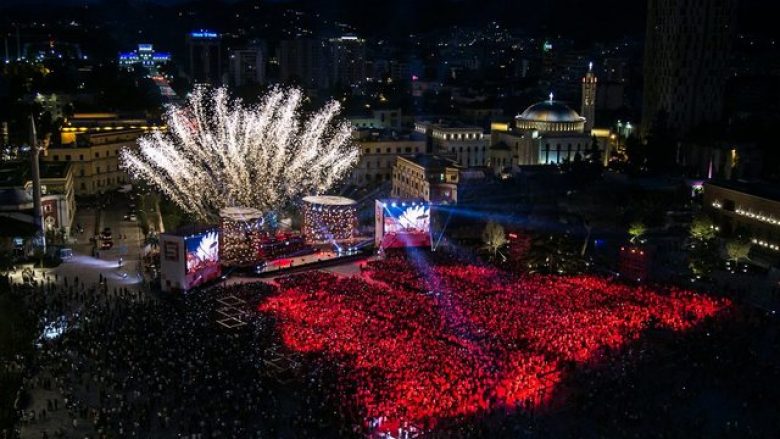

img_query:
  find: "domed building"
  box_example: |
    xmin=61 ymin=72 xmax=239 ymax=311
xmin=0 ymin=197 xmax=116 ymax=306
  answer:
xmin=515 ymin=99 xmax=586 ymax=133
xmin=489 ymin=66 xmax=608 ymax=171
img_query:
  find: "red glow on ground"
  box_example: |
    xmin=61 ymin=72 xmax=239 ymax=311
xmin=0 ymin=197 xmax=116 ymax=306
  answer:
xmin=259 ymin=258 xmax=729 ymax=429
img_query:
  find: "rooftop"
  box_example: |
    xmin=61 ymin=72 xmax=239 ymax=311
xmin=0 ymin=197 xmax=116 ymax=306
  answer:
xmin=402 ymin=154 xmax=460 ymax=169
xmin=706 ymin=180 xmax=780 ymax=203
xmin=517 ymin=100 xmax=584 ymax=123
xmin=302 ymin=195 xmax=357 ymax=206
xmin=0 ymin=161 xmax=71 ymax=187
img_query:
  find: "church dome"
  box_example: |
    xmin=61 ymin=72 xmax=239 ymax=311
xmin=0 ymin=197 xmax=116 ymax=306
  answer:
xmin=515 ymin=99 xmax=586 ymax=133
xmin=518 ymin=100 xmax=583 ymax=123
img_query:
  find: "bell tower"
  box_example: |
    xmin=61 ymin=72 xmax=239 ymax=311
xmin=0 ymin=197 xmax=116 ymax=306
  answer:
xmin=581 ymin=62 xmax=597 ymax=133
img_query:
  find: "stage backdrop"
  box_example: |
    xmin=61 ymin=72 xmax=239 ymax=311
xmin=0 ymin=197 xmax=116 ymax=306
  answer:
xmin=375 ymin=200 xmax=432 ymax=249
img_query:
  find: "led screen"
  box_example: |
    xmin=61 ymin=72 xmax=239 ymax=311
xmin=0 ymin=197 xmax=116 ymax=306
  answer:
xmin=184 ymin=230 xmax=221 ymax=289
xmin=381 ymin=203 xmax=431 ymax=249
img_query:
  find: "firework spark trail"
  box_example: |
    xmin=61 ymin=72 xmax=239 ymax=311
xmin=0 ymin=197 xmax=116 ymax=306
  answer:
xmin=121 ymin=86 xmax=359 ymax=221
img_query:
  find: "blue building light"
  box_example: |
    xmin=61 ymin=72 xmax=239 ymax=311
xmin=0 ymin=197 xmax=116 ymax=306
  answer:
xmin=190 ymin=30 xmax=219 ymax=39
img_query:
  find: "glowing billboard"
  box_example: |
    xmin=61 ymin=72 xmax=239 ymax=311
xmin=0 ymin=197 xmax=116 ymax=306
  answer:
xmin=184 ymin=230 xmax=221 ymax=289
xmin=161 ymin=227 xmax=221 ymax=292
xmin=375 ymin=200 xmax=432 ymax=249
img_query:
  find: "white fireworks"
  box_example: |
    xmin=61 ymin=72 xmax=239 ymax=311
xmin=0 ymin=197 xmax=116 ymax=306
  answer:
xmin=121 ymin=86 xmax=358 ymax=221
xmin=398 ymin=205 xmax=430 ymax=231
xmin=195 ymin=231 xmax=219 ymax=263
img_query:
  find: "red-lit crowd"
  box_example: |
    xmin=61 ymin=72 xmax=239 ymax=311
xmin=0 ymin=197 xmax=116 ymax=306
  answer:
xmin=260 ymin=252 xmax=730 ymax=433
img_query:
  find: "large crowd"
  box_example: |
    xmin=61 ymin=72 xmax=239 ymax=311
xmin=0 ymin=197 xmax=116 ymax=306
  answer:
xmin=261 ymin=252 xmax=732 ymax=434
xmin=3 ymin=249 xmax=779 ymax=438
xmin=4 ymin=274 xmax=352 ymax=438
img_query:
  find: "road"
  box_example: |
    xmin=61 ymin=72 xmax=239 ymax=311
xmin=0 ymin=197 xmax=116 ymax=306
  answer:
xmin=45 ymin=193 xmax=147 ymax=291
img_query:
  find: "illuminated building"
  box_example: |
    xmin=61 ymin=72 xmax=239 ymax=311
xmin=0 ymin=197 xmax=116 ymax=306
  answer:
xmin=44 ymin=129 xmax=142 ymax=196
xmin=581 ymin=62 xmax=597 ymax=133
xmin=414 ymin=122 xmax=488 ymax=167
xmin=704 ymin=181 xmax=780 ymax=262
xmin=350 ymin=133 xmax=425 ymax=185
xmin=186 ymin=30 xmax=222 ymax=84
xmin=392 ymin=154 xmax=459 ymax=203
xmin=329 ymin=35 xmax=367 ymax=87
xmin=301 ymin=196 xmax=357 ymax=242
xmin=58 ymin=113 xmax=165 ymax=136
xmin=489 ymin=81 xmax=607 ymax=170
xmin=0 ymin=161 xmax=75 ymax=242
xmin=118 ymin=44 xmax=171 ymax=75
xmin=642 ymin=0 xmax=737 ymax=137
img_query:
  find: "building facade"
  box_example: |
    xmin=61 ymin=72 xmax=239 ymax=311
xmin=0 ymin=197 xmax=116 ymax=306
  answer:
xmin=118 ymin=44 xmax=171 ymax=75
xmin=348 ymin=108 xmax=403 ymax=130
xmin=392 ymin=154 xmax=460 ymax=203
xmin=350 ymin=135 xmax=425 ymax=185
xmin=329 ymin=36 xmax=367 ymax=87
xmin=278 ymin=38 xmax=328 ymax=92
xmin=581 ymin=63 xmax=597 ymax=133
xmin=704 ymin=181 xmax=780 ymax=259
xmin=44 ymin=129 xmax=142 ymax=196
xmin=414 ymin=122 xmax=489 ymax=168
xmin=0 ymin=161 xmax=75 ymax=240
xmin=228 ymin=46 xmax=266 ymax=87
xmin=186 ymin=30 xmax=222 ymax=84
xmin=489 ymin=97 xmax=602 ymax=170
xmin=642 ymin=0 xmax=737 ymax=137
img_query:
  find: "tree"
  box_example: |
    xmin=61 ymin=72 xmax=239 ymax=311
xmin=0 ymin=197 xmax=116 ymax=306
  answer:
xmin=482 ymin=221 xmax=507 ymax=257
xmin=628 ymin=221 xmax=647 ymax=243
xmin=523 ymin=233 xmax=587 ymax=275
xmin=690 ymin=216 xmax=717 ymax=241
xmin=688 ymin=216 xmax=719 ymax=278
xmin=725 ymin=239 xmax=751 ymax=263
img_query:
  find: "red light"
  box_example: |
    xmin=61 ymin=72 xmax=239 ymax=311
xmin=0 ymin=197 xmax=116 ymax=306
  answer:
xmin=260 ymin=259 xmax=729 ymax=430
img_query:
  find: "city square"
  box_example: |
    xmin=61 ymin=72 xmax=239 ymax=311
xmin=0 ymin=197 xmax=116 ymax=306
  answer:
xmin=1 ymin=0 xmax=779 ymax=438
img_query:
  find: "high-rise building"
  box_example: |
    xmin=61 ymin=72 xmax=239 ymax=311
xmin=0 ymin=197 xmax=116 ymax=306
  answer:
xmin=581 ymin=62 xmax=597 ymax=133
xmin=186 ymin=30 xmax=222 ymax=85
xmin=329 ymin=35 xmax=367 ymax=87
xmin=229 ymin=46 xmax=265 ymax=87
xmin=642 ymin=0 xmax=737 ymax=137
xmin=278 ymin=39 xmax=327 ymax=91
